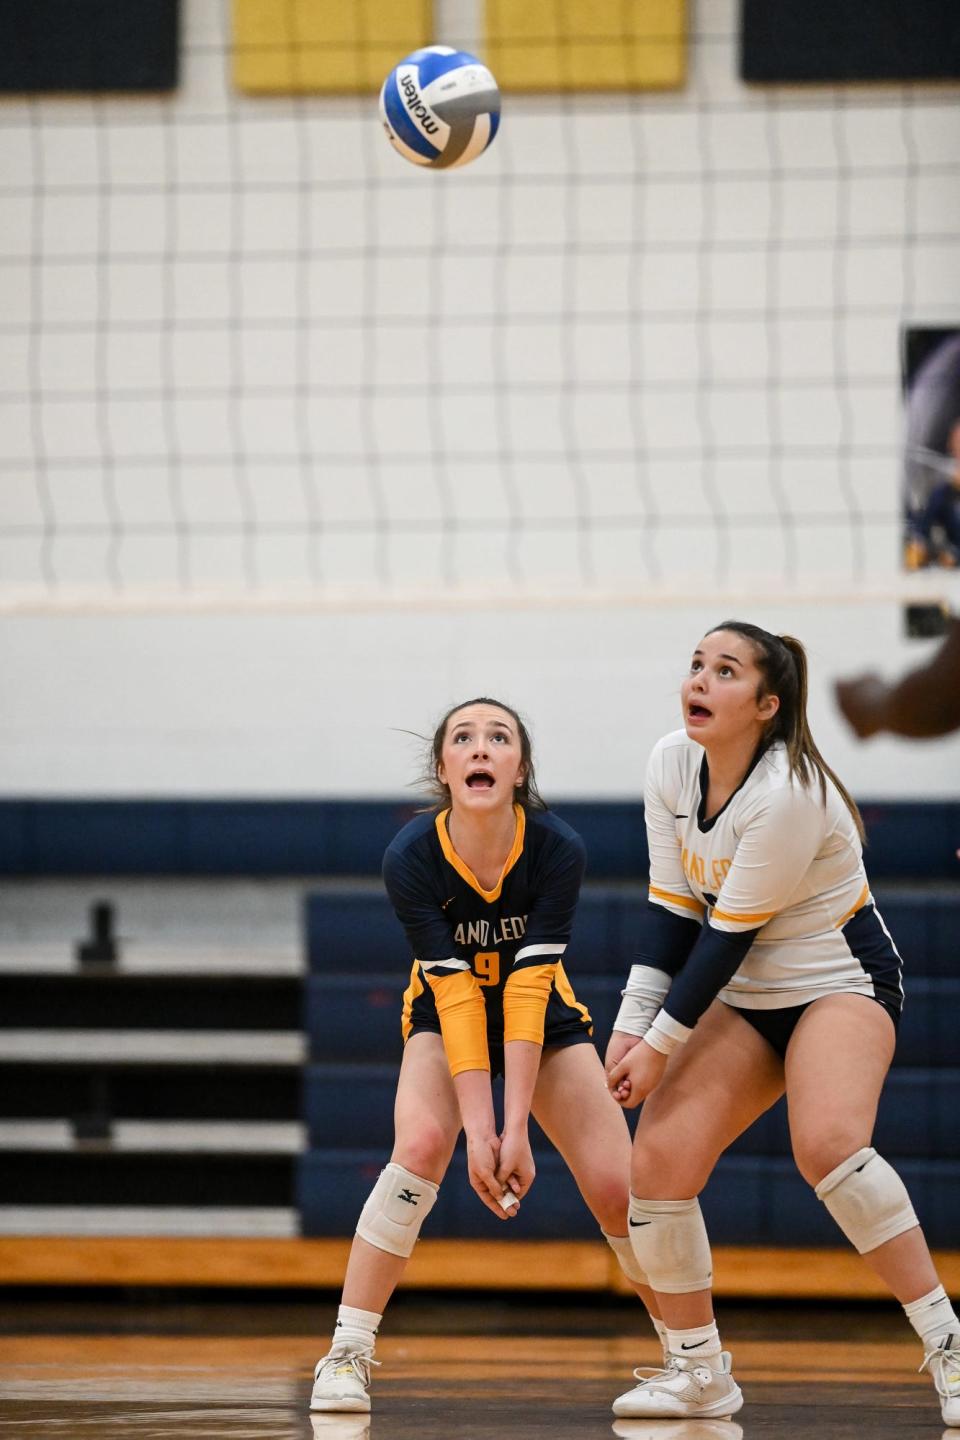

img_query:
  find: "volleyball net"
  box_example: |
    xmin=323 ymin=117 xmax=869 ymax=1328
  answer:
xmin=2 ymin=0 xmax=959 ymax=615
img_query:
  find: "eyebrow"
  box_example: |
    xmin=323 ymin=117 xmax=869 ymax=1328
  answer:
xmin=450 ymin=719 xmax=514 ymax=733
xmin=693 ymin=650 xmax=743 ymax=666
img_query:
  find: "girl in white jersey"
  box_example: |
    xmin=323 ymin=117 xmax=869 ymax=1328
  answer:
xmin=605 ymin=621 xmax=960 ymax=1428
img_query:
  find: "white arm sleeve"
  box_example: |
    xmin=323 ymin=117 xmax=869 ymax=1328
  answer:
xmin=613 ymin=963 xmax=673 ymax=1037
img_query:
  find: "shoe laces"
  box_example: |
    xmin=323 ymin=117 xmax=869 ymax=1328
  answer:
xmin=630 ymin=1356 xmax=710 ymax=1388
xmin=919 ymin=1335 xmax=960 ymax=1398
xmin=317 ymin=1349 xmax=381 ymax=1386
xmin=630 ymin=1362 xmax=675 ymax=1384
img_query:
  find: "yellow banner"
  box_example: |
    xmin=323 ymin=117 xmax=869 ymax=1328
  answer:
xmin=486 ymin=0 xmax=686 ymax=91
xmin=233 ymin=0 xmax=432 ymax=94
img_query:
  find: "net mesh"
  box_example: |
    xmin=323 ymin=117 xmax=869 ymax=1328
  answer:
xmin=2 ymin=0 xmax=960 ymax=613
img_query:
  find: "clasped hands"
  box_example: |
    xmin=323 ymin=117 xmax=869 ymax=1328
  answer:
xmin=604 ymin=1029 xmax=668 ymax=1108
xmin=464 ymin=1034 xmax=668 ymax=1220
xmin=466 ymin=1124 xmax=534 ymax=1220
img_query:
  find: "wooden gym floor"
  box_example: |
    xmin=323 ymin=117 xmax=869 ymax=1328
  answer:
xmin=0 ymin=1293 xmax=950 ymax=1440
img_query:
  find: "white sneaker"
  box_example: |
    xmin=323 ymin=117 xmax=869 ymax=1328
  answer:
xmin=920 ymin=1333 xmax=960 ymax=1427
xmin=310 ymin=1348 xmax=378 ymax=1413
xmin=612 ymin=1352 xmax=743 ymax=1420
xmin=613 ymin=1422 xmax=743 ymax=1440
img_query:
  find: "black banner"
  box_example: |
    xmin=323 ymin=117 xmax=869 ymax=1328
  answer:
xmin=0 ymin=0 xmax=179 ymax=92
xmin=741 ymin=0 xmax=960 ymax=83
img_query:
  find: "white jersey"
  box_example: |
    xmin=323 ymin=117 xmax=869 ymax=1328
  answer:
xmin=645 ymin=730 xmax=903 ymax=1011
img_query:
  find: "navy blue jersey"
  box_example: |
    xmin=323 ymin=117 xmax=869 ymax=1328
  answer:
xmin=918 ymin=478 xmax=960 ymax=560
xmin=382 ymin=805 xmax=591 ymax=1074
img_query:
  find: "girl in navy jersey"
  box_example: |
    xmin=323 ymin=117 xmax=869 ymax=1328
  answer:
xmin=604 ymin=622 xmax=959 ymax=1427
xmin=311 ymin=697 xmax=663 ymax=1414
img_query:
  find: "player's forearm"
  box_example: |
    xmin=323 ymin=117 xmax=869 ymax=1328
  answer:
xmin=453 ymin=1068 xmax=497 ymax=1140
xmin=660 ymin=924 xmax=758 ymax=1030
xmin=875 ymin=666 xmax=960 ymax=737
xmin=502 ymin=1039 xmax=542 ymax=1131
xmin=427 ymin=970 xmax=491 ymax=1075
xmin=837 ymin=622 xmax=960 ymax=739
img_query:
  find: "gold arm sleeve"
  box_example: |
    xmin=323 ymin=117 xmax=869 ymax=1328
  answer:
xmin=423 ymin=968 xmax=490 ymax=1076
xmin=502 ymin=963 xmax=557 ymax=1045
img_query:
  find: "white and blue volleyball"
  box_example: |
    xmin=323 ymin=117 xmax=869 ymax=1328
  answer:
xmin=379 ymin=47 xmax=500 ymax=170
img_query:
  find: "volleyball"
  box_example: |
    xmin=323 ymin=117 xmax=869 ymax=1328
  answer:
xmin=379 ymin=47 xmax=500 ymax=170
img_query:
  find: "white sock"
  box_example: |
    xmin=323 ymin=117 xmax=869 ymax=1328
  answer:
xmin=331 ymin=1303 xmax=381 ymax=1355
xmin=904 ymin=1285 xmax=960 ymax=1348
xmin=652 ymin=1316 xmax=669 ymax=1351
xmin=666 ymin=1321 xmax=723 ymax=1371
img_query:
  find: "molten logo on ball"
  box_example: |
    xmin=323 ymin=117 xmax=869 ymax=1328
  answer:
xmin=380 ymin=46 xmax=500 ymax=170
xmin=398 ymin=73 xmax=440 ymax=135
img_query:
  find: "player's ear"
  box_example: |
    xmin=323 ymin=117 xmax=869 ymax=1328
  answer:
xmin=758 ymin=691 xmax=780 ymax=724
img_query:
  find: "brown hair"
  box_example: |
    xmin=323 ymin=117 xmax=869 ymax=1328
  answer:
xmin=421 ymin=697 xmax=546 ymax=811
xmin=707 ymin=620 xmax=865 ymax=841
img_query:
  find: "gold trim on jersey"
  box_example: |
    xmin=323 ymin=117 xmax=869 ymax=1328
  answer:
xmin=554 ymin=959 xmax=592 ymax=1032
xmin=400 ymin=959 xmax=424 ymax=1042
xmin=712 ymin=906 xmax=776 ymax=925
xmin=435 ymin=804 xmax=526 ymax=902
xmin=835 ymin=884 xmax=870 ymax=928
xmin=649 ymin=883 xmax=705 ymax=917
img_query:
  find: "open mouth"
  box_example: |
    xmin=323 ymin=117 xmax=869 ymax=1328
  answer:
xmin=688 ymin=704 xmax=712 ymax=719
xmin=466 ymin=770 xmax=495 ymax=789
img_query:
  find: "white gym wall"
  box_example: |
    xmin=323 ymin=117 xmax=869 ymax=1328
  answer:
xmin=1 ymin=0 xmax=959 ymax=798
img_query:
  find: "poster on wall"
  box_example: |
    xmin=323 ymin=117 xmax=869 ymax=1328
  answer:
xmin=901 ymin=327 xmax=960 ymax=636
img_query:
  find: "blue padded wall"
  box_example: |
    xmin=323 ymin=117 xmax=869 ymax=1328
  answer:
xmin=302 ymin=1064 xmax=960 ymax=1162
xmin=296 ymin=1146 xmax=960 ymax=1248
xmin=304 ymin=884 xmax=960 ymax=977
xmin=3 ymin=799 xmax=959 ymax=878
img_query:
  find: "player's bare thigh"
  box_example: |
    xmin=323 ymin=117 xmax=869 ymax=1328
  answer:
xmin=631 ymin=1000 xmax=786 ymax=1197
xmin=532 ymin=1041 xmax=632 ymax=1179
xmin=784 ymin=992 xmax=897 ymax=1186
xmin=532 ymin=1041 xmax=633 ymax=1239
xmin=391 ymin=1030 xmax=462 ymax=1184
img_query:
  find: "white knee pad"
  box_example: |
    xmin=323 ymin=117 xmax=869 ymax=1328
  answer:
xmin=627 ymin=1195 xmax=713 ymax=1294
xmin=603 ymin=1230 xmax=649 ymax=1286
xmin=814 ymin=1147 xmax=918 ymax=1255
xmin=356 ymin=1162 xmax=439 ymax=1259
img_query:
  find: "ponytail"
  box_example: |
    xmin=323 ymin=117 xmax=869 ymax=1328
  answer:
xmin=777 ymin=635 xmax=865 ymax=841
xmin=708 ymin=621 xmax=865 ymax=841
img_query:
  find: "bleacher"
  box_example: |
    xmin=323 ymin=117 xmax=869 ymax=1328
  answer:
xmin=0 ymin=875 xmax=305 ymax=1240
